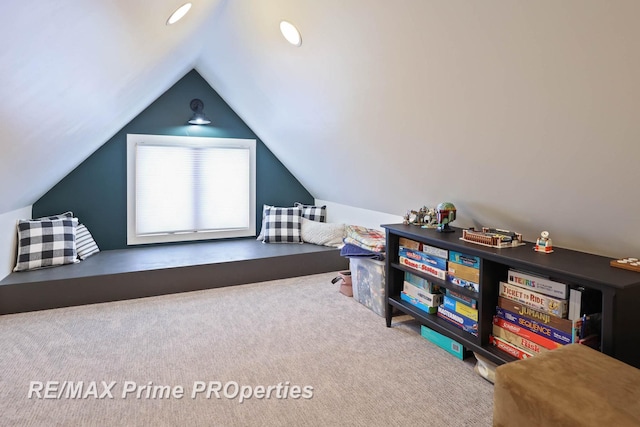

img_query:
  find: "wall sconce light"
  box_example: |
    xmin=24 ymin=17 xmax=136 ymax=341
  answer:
xmin=188 ymin=99 xmax=211 ymax=125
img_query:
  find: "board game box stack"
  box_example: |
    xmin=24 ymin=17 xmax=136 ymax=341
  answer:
xmin=401 ymin=271 xmax=443 ymax=314
xmin=491 ymin=269 xmax=602 ymax=360
xmin=437 ymin=250 xmax=480 ymax=336
xmin=398 ymin=238 xmax=447 ymax=315
xmin=446 ymin=251 xmax=480 ymax=293
xmin=398 ymin=239 xmax=481 ymax=338
xmin=398 ymin=238 xmax=447 ymax=280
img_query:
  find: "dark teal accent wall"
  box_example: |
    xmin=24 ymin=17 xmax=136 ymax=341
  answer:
xmin=33 ymin=69 xmax=313 ymax=250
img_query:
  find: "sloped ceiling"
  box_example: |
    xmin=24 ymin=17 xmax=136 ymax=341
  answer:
xmin=1 ymin=1 xmax=640 ymax=257
xmin=0 ymin=0 xmax=220 ymax=213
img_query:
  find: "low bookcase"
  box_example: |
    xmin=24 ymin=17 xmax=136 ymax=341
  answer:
xmin=382 ymin=223 xmax=640 ymax=368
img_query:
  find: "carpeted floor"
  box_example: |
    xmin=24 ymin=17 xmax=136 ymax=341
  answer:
xmin=0 ymin=272 xmax=493 ymax=426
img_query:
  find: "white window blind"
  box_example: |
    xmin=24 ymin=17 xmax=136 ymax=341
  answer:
xmin=127 ymin=134 xmax=256 ymax=245
xmin=135 ymin=144 xmax=250 ymax=235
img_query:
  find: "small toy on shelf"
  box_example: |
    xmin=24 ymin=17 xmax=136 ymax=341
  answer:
xmin=460 ymin=227 xmax=524 ymax=248
xmin=436 ymin=202 xmax=456 ymax=233
xmin=403 ymin=211 xmax=410 ymax=225
xmin=534 ymin=231 xmax=553 ymax=253
xmin=419 ymin=206 xmax=438 ymax=228
xmin=610 ymin=257 xmax=640 ymax=273
xmin=404 ymin=206 xmax=438 ymax=228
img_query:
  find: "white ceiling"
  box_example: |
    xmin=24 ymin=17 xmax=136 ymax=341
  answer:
xmin=1 ymin=1 xmax=640 ymax=257
xmin=0 ymin=0 xmax=219 ymax=213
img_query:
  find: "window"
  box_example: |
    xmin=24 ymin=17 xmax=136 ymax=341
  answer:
xmin=127 ymin=134 xmax=256 ymax=245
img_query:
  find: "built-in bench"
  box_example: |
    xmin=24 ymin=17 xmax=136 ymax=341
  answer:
xmin=0 ymin=238 xmax=348 ymax=315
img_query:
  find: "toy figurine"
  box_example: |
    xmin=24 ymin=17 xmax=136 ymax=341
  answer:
xmin=408 ymin=210 xmax=419 ymax=225
xmin=534 ymin=231 xmax=553 ymax=253
xmin=405 ymin=206 xmax=438 ymax=227
xmin=421 ymin=207 xmax=438 ymax=228
xmin=436 ymin=202 xmax=456 ymax=233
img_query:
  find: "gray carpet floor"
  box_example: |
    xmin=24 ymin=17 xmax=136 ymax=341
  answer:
xmin=0 ymin=272 xmax=493 ymax=426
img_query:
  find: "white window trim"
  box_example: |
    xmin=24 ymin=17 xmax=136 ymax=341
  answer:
xmin=126 ymin=134 xmax=256 ymax=246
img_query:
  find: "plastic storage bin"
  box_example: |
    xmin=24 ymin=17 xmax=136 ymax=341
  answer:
xmin=349 ymin=258 xmax=386 ymax=317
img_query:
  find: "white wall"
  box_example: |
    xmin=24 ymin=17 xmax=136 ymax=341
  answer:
xmin=200 ymin=1 xmax=640 ymax=259
xmin=316 ymin=199 xmax=402 ymax=231
xmin=0 ymin=205 xmax=31 ymax=280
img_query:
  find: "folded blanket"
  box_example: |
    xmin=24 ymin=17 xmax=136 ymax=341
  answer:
xmin=340 ymin=243 xmax=386 ymax=261
xmin=344 ymin=225 xmax=386 ymax=253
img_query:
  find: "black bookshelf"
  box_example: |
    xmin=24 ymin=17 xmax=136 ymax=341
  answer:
xmin=383 ymin=223 xmax=640 ymax=368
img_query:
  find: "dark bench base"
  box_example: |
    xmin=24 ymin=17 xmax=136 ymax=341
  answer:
xmin=0 ymin=239 xmax=348 ymax=314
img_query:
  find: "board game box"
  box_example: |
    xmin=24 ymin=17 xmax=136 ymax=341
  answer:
xmin=499 ymin=281 xmax=568 ymax=318
xmin=421 ymin=325 xmax=467 ymax=360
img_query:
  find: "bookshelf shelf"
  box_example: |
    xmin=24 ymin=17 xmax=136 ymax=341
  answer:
xmin=383 ymin=223 xmax=640 ymax=368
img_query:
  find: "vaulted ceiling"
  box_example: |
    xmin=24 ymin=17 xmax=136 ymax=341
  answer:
xmin=1 ymin=1 xmax=639 ymax=257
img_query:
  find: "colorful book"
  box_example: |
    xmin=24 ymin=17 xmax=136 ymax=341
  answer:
xmin=571 ymin=313 xmax=602 ymax=345
xmin=507 ymin=269 xmax=569 ymax=299
xmin=495 ymin=306 xmax=571 ymax=345
xmin=443 ymin=295 xmax=478 ymax=321
xmin=400 ymin=256 xmax=446 ymax=280
xmin=446 ymin=276 xmax=480 ymax=293
xmin=400 ymin=291 xmax=438 ymax=314
xmin=489 ymin=335 xmax=534 ymax=360
xmin=437 ymin=305 xmax=478 ymax=336
xmin=403 ymin=281 xmax=443 ymax=307
xmin=493 ymin=316 xmax=563 ymax=350
xmin=445 ymin=288 xmax=477 ymax=309
xmin=448 ymin=251 xmax=480 ymax=269
xmin=498 ymin=297 xmax=572 ymax=334
xmin=399 ymin=247 xmax=447 ymax=270
xmin=499 ymin=281 xmax=568 ymax=318
xmin=492 ymin=323 xmax=550 ymax=355
xmin=398 ymin=237 xmax=421 ymax=250
xmin=404 ymin=271 xmax=441 ymax=293
xmin=447 ymin=263 xmax=480 ymax=283
xmin=420 ymin=243 xmax=448 ymax=260
xmin=398 ymin=238 xmax=448 ymax=259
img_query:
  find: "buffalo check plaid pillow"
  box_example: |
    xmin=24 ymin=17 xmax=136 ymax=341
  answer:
xmin=256 ymin=204 xmax=274 ymax=241
xmin=35 ymin=211 xmax=74 ymax=221
xmin=13 ymin=217 xmax=79 ymax=272
xmin=294 ymin=202 xmax=327 ymax=222
xmin=262 ymin=206 xmax=303 ymax=243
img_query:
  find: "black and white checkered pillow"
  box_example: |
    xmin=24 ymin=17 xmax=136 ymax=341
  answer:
xmin=262 ymin=207 xmax=303 ymax=243
xmin=256 ymin=204 xmax=273 ymax=241
xmin=294 ymin=202 xmax=327 ymax=222
xmin=76 ymin=224 xmax=100 ymax=260
xmin=35 ymin=211 xmax=74 ymax=221
xmin=13 ymin=218 xmax=79 ymax=272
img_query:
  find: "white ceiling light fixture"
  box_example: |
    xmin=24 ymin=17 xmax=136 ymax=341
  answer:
xmin=280 ymin=20 xmax=302 ymax=47
xmin=166 ymin=3 xmax=192 ymax=25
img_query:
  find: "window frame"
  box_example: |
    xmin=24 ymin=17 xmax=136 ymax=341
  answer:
xmin=126 ymin=133 xmax=256 ymax=246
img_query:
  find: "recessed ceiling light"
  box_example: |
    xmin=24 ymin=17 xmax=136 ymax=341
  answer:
xmin=280 ymin=20 xmax=302 ymax=46
xmin=167 ymin=3 xmax=192 ymax=25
